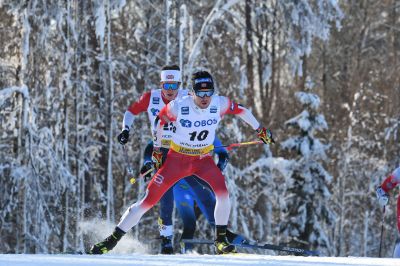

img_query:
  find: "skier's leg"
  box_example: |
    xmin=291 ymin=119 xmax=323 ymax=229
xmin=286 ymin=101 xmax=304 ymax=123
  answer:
xmin=193 ymin=156 xmax=230 ymax=226
xmin=193 ymin=155 xmax=235 ymax=254
xmin=184 ymin=176 xmax=215 ymax=225
xmin=173 ymin=180 xmax=196 ymax=252
xmin=185 ymin=175 xmax=247 ymax=244
xmin=156 ymin=147 xmax=175 ymax=253
xmin=158 ymin=188 xmax=174 ymax=236
xmin=89 ymin=177 xmax=171 ymax=255
xmin=90 ymin=152 xmax=191 ymax=254
xmin=158 ymin=187 xmax=175 ymax=254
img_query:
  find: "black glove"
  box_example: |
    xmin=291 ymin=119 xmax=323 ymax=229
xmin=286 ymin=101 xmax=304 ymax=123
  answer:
xmin=117 ymin=129 xmax=129 ymax=144
xmin=217 ymin=154 xmax=229 ymax=171
xmin=140 ymin=162 xmax=154 ymax=180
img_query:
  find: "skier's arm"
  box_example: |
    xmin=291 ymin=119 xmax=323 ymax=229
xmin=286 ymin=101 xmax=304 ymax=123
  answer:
xmin=140 ymin=140 xmax=154 ymax=179
xmin=376 ymin=167 xmax=400 ymax=207
xmin=118 ymin=92 xmax=151 ymax=145
xmin=220 ymin=96 xmax=273 ymax=144
xmin=220 ymin=96 xmax=260 ymax=130
xmin=213 ymin=137 xmax=229 ymax=171
xmin=143 ymin=140 xmax=154 ymax=164
xmin=153 ymin=101 xmax=178 ymax=148
xmin=122 ymin=92 xmax=151 ymax=131
xmin=381 ymin=167 xmax=400 ymax=193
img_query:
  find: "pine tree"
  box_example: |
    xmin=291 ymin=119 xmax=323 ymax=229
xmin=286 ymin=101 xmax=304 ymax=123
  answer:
xmin=280 ymin=89 xmax=335 ymax=253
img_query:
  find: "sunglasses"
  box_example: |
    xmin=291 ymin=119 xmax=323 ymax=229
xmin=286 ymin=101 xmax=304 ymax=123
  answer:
xmin=195 ymin=90 xmax=214 ymax=98
xmin=162 ymin=83 xmax=179 ymax=90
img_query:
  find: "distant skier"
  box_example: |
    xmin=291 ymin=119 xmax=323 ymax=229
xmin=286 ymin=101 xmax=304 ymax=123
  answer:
xmin=142 ymin=139 xmax=247 ymax=253
xmin=376 ymin=166 xmax=400 ymax=258
xmin=89 ymin=70 xmax=273 ymax=255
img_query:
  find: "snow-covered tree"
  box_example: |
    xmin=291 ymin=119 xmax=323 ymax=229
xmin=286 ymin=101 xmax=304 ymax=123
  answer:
xmin=280 ymin=90 xmax=335 ymax=253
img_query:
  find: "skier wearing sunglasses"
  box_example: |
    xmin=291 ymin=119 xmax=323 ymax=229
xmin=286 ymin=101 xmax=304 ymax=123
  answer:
xmin=94 ymin=65 xmax=242 ymax=254
xmin=113 ymin=64 xmax=187 ymax=254
xmin=90 ymin=70 xmax=273 ymax=255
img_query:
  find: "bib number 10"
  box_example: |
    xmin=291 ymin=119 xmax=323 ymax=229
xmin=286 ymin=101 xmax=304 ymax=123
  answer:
xmin=189 ymin=130 xmax=209 ymax=141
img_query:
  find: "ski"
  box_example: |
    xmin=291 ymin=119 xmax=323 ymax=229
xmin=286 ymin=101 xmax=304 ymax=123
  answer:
xmin=181 ymin=239 xmax=320 ymax=256
xmin=61 ymin=251 xmax=84 ymax=255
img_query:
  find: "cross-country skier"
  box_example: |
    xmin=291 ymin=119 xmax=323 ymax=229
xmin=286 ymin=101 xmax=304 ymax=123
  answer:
xmin=89 ymin=70 xmax=273 ymax=255
xmin=115 ymin=64 xmax=188 ymax=253
xmin=113 ymin=64 xmax=242 ymax=254
xmin=376 ymin=166 xmax=400 ymax=258
xmin=142 ymin=139 xmax=247 ymax=253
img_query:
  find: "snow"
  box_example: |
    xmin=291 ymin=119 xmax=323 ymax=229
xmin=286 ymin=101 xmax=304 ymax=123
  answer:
xmin=0 ymin=254 xmax=399 ymax=266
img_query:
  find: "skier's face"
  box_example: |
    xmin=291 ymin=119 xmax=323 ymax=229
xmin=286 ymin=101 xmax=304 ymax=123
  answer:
xmin=161 ymin=82 xmax=180 ymax=101
xmin=193 ymin=89 xmax=214 ymax=109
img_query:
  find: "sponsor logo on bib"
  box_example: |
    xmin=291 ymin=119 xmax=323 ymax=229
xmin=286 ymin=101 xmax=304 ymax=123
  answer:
xmin=210 ymin=106 xmax=217 ymax=113
xmin=152 ymin=97 xmax=160 ymax=104
xmin=179 ymin=118 xmax=217 ymax=128
xmin=150 ymin=108 xmax=160 ymax=116
xmin=181 ymin=107 xmax=189 ymax=115
xmin=193 ymin=119 xmax=218 ymax=127
xmin=180 ymin=119 xmax=192 ymax=128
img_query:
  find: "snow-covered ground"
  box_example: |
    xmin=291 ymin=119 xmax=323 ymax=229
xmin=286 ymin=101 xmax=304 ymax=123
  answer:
xmin=0 ymin=254 xmax=399 ymax=266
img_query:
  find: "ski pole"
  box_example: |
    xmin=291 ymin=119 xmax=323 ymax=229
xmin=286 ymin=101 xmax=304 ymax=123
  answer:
xmin=122 ymin=145 xmax=154 ymax=184
xmin=214 ymin=140 xmax=264 ymax=151
xmin=182 ymin=238 xmax=320 ymax=256
xmin=122 ymin=145 xmax=137 ymax=184
xmin=129 ymin=167 xmax=154 ymax=185
xmin=378 ymin=205 xmax=386 ymax=257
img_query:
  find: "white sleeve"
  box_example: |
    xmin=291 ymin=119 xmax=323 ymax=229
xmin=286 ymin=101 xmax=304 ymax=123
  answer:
xmin=122 ymin=111 xmax=135 ymax=131
xmin=392 ymin=167 xmax=400 ymax=183
xmin=167 ymin=99 xmax=180 ymax=118
xmin=220 ymin=96 xmax=260 ymax=130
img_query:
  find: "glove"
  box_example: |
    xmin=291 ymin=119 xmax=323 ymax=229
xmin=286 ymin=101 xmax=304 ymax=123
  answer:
xmin=257 ymin=127 xmax=274 ymax=144
xmin=117 ymin=129 xmax=129 ymax=145
xmin=152 ymin=149 xmax=163 ymax=170
xmin=217 ymin=156 xmax=229 ymax=171
xmin=376 ymin=186 xmax=389 ymax=207
xmin=140 ymin=162 xmax=154 ymax=181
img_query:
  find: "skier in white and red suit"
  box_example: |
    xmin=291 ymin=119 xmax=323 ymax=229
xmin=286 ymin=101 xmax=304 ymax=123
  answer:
xmin=376 ymin=166 xmax=400 ymax=258
xmin=90 ymin=70 xmax=274 ymax=255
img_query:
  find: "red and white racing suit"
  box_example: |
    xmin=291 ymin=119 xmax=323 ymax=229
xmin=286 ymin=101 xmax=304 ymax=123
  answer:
xmin=117 ymin=94 xmax=261 ymax=231
xmin=124 ymin=89 xmax=188 ymax=148
xmin=380 ymin=167 xmax=400 ymax=233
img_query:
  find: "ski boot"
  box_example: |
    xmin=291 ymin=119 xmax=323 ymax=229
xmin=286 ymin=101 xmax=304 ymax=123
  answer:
xmin=226 ymin=229 xmax=248 ymax=245
xmin=160 ymin=235 xmax=174 ymax=254
xmin=214 ymin=237 xmax=236 ymax=254
xmin=89 ymin=227 xmax=125 ymax=254
xmin=215 ymin=225 xmax=236 ymax=254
